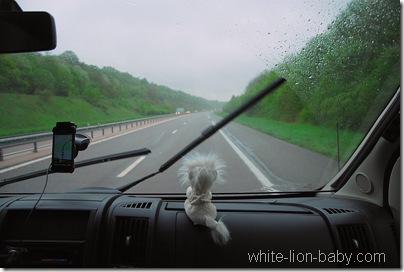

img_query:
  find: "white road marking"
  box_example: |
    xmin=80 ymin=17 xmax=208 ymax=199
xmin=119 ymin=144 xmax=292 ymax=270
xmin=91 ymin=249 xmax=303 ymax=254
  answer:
xmin=172 ymin=129 xmax=178 ymax=134
xmin=117 ymin=156 xmax=146 ymax=178
xmin=0 ymin=155 xmax=51 ymax=174
xmin=211 ymin=121 xmax=273 ymax=188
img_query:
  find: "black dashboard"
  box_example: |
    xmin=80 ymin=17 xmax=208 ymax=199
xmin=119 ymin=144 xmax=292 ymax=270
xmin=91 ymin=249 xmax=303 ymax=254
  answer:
xmin=0 ymin=189 xmax=399 ymax=268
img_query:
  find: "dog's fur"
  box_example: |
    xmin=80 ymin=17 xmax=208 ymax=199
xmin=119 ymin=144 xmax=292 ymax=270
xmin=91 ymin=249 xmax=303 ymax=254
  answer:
xmin=179 ymin=152 xmax=230 ymax=246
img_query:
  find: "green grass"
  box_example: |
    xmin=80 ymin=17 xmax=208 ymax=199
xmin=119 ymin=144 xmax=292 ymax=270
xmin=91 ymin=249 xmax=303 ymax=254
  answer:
xmin=0 ymin=93 xmax=146 ymax=136
xmin=218 ymin=112 xmax=364 ymax=163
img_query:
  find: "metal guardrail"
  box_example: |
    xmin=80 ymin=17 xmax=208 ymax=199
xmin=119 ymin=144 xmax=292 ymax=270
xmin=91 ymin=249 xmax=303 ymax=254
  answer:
xmin=0 ymin=114 xmax=177 ymax=161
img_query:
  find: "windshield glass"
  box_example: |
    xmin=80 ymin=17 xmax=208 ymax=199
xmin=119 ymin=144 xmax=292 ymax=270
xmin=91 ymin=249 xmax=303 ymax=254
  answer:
xmin=0 ymin=0 xmax=400 ymax=194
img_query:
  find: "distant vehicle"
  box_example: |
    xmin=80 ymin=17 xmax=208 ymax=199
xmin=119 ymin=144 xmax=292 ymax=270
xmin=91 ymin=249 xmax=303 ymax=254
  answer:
xmin=176 ymin=107 xmax=184 ymax=115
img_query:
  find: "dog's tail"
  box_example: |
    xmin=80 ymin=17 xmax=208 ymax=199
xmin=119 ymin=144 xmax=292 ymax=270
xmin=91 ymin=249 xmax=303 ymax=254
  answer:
xmin=205 ymin=217 xmax=231 ymax=246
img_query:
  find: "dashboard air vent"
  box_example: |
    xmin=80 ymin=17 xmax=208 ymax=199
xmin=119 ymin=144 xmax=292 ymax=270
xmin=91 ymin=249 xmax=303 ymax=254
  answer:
xmin=323 ymin=208 xmax=354 ymax=214
xmin=111 ymin=217 xmax=148 ymax=267
xmin=337 ymin=224 xmax=376 ymax=268
xmin=121 ymin=202 xmax=152 ymax=209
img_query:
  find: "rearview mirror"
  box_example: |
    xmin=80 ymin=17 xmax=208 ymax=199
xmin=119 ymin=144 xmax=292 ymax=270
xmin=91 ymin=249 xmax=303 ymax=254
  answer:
xmin=0 ymin=11 xmax=56 ymax=53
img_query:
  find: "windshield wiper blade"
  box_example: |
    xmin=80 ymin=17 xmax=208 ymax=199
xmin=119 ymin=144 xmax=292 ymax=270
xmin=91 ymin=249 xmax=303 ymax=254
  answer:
xmin=0 ymin=148 xmax=151 ymax=188
xmin=74 ymin=148 xmax=151 ymax=168
xmin=117 ymin=77 xmax=286 ymax=192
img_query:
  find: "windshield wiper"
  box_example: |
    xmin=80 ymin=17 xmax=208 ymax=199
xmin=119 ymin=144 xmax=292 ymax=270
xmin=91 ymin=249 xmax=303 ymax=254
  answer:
xmin=117 ymin=77 xmax=286 ymax=192
xmin=0 ymin=148 xmax=151 ymax=188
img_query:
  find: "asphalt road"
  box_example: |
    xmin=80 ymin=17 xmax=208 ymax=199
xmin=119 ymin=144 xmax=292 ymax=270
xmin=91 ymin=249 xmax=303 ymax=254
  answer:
xmin=0 ymin=112 xmax=338 ymax=194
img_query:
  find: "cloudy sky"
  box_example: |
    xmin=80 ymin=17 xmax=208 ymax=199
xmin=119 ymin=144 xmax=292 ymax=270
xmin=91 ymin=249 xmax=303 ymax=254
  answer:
xmin=19 ymin=0 xmax=350 ymax=101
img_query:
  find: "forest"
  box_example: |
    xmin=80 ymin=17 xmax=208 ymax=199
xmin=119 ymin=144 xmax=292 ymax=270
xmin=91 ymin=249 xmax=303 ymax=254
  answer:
xmin=222 ymin=0 xmax=400 ymax=132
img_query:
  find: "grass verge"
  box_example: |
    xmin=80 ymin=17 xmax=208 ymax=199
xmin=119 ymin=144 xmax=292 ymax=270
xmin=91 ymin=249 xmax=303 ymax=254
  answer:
xmin=0 ymin=93 xmax=145 ymax=136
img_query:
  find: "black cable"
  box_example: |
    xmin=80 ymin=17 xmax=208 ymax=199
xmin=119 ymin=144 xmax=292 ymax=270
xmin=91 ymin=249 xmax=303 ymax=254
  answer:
xmin=17 ymin=163 xmax=52 ymax=267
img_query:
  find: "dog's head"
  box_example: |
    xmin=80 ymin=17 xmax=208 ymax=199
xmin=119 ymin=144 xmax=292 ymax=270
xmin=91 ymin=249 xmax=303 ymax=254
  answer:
xmin=179 ymin=152 xmax=226 ymax=194
xmin=188 ymin=166 xmax=217 ymax=194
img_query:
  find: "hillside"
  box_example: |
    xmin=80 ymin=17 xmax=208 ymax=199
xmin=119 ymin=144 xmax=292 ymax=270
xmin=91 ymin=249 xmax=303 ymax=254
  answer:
xmin=223 ymin=0 xmax=399 ymax=131
xmin=0 ymin=51 xmax=222 ymax=136
xmin=0 ymin=93 xmax=148 ymax=136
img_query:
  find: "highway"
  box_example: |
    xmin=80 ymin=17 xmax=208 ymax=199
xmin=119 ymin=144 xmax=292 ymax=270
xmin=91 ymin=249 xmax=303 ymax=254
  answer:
xmin=0 ymin=112 xmax=338 ymax=194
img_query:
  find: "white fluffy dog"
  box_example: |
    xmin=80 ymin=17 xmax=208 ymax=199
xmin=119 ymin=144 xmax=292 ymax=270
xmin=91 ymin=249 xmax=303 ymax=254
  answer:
xmin=179 ymin=152 xmax=231 ymax=246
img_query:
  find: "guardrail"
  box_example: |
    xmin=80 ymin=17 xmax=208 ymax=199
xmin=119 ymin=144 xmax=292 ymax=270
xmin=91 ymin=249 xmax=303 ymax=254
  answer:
xmin=0 ymin=114 xmax=177 ymax=161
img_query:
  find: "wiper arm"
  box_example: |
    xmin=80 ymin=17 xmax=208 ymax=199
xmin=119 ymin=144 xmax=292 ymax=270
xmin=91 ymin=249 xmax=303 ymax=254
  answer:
xmin=117 ymin=77 xmax=286 ymax=192
xmin=0 ymin=148 xmax=151 ymax=188
xmin=159 ymin=78 xmax=286 ymax=173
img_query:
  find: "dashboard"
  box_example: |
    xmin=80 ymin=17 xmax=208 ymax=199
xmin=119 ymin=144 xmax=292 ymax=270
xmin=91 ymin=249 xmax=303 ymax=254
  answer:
xmin=0 ymin=188 xmax=399 ymax=268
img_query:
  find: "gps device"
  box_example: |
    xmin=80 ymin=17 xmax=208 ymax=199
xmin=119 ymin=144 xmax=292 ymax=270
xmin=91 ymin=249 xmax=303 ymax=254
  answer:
xmin=51 ymin=122 xmax=77 ymax=173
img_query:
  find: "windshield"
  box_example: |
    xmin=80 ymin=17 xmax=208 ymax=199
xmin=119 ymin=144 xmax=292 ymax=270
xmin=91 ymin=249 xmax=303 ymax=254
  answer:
xmin=0 ymin=0 xmax=400 ymax=194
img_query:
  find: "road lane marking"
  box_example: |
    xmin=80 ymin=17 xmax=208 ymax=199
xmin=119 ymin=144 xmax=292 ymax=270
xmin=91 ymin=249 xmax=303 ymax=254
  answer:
xmin=172 ymin=129 xmax=178 ymax=134
xmin=117 ymin=156 xmax=146 ymax=178
xmin=211 ymin=121 xmax=273 ymax=188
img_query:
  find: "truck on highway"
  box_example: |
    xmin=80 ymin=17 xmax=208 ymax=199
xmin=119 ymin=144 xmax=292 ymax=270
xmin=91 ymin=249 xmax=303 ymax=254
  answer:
xmin=175 ymin=107 xmax=184 ymax=114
